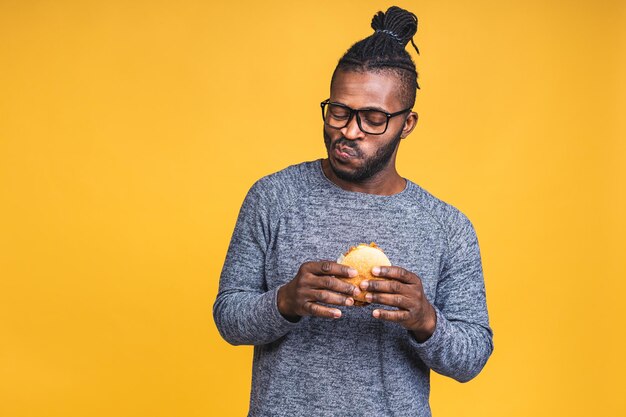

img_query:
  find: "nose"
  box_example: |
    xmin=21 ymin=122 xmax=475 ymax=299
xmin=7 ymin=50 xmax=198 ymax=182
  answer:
xmin=340 ymin=113 xmax=366 ymax=140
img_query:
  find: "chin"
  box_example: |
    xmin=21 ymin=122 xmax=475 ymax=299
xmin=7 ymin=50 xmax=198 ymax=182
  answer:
xmin=328 ymin=157 xmax=369 ymax=182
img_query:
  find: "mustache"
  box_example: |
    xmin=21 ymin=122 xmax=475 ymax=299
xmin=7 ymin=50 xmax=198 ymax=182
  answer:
xmin=323 ymin=129 xmax=362 ymax=157
xmin=333 ymin=137 xmax=360 ymax=154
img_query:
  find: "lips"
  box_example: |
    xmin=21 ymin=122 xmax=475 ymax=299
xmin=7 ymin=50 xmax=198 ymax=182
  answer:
xmin=333 ymin=143 xmax=359 ymax=161
xmin=338 ymin=145 xmax=357 ymax=156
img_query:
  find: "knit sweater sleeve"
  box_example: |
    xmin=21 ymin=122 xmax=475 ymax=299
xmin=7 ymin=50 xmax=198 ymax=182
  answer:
xmin=408 ymin=209 xmax=494 ymax=382
xmin=212 ymin=178 xmax=298 ymax=346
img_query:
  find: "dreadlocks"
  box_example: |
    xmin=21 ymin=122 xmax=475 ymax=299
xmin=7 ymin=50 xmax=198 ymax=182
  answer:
xmin=331 ymin=6 xmax=420 ymax=108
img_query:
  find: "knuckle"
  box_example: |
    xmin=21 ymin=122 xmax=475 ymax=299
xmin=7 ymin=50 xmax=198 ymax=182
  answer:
xmin=299 ymin=262 xmax=311 ymax=274
xmin=316 ymin=291 xmax=329 ymax=303
xmin=295 ymin=287 xmax=308 ymax=301
xmin=321 ymin=275 xmax=332 ymax=288
xmin=392 ymin=281 xmax=402 ymax=293
xmin=336 ymin=279 xmax=347 ymax=291
xmin=414 ymin=286 xmax=423 ymax=298
xmin=399 ymin=268 xmax=407 ymax=278
xmin=297 ymin=275 xmax=310 ymax=288
xmin=394 ymin=295 xmax=403 ymax=306
xmin=321 ymin=261 xmax=332 ymax=273
xmin=308 ymin=303 xmax=320 ymax=315
xmin=309 ymin=303 xmax=332 ymax=318
xmin=294 ymin=286 xmax=303 ymax=296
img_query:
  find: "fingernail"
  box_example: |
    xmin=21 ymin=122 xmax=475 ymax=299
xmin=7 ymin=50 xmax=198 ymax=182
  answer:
xmin=365 ymin=293 xmax=372 ymax=302
xmin=360 ymin=281 xmax=369 ymax=290
xmin=372 ymin=266 xmax=381 ymax=275
xmin=372 ymin=309 xmax=380 ymax=318
xmin=353 ymin=287 xmax=361 ymax=296
xmin=333 ymin=310 xmax=342 ymax=318
xmin=345 ymin=298 xmax=354 ymax=306
xmin=348 ymin=268 xmax=357 ymax=277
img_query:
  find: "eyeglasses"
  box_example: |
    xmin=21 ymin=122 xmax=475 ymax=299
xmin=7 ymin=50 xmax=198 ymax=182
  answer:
xmin=320 ymin=99 xmax=412 ymax=135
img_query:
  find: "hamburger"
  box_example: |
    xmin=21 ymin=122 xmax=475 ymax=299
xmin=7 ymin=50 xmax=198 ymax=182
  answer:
xmin=337 ymin=242 xmax=392 ymax=306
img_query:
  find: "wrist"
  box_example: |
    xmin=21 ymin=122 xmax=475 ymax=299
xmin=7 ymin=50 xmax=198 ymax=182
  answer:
xmin=277 ymin=284 xmax=300 ymax=323
xmin=411 ymin=305 xmax=437 ymax=343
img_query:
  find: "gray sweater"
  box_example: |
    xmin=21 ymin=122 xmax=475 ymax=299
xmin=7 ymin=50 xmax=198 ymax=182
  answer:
xmin=213 ymin=160 xmax=493 ymax=417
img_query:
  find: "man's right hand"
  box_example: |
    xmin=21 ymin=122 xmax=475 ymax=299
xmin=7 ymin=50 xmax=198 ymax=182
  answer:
xmin=277 ymin=261 xmax=361 ymax=321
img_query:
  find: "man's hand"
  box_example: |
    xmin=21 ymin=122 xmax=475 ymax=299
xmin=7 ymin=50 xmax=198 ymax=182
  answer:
xmin=361 ymin=266 xmax=437 ymax=343
xmin=277 ymin=261 xmax=361 ymax=321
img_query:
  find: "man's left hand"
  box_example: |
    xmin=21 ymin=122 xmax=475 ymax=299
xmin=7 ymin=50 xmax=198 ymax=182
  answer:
xmin=360 ymin=266 xmax=437 ymax=343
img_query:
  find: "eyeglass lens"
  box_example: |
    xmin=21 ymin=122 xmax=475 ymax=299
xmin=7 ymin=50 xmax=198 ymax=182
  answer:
xmin=323 ymin=103 xmax=388 ymax=134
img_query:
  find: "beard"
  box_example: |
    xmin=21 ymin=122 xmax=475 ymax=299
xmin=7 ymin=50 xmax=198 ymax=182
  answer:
xmin=323 ymin=128 xmax=402 ymax=182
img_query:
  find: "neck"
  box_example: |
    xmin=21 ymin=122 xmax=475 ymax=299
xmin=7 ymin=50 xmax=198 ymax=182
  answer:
xmin=321 ymin=159 xmax=406 ymax=196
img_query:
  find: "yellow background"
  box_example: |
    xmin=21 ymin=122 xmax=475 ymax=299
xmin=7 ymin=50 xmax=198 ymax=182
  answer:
xmin=1 ymin=0 xmax=625 ymax=416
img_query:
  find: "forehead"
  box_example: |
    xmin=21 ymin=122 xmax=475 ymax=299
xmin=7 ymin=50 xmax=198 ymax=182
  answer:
xmin=330 ymin=70 xmax=404 ymax=112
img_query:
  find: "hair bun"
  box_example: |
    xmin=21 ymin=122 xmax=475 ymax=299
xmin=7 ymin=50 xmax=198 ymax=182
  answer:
xmin=371 ymin=6 xmax=419 ymax=53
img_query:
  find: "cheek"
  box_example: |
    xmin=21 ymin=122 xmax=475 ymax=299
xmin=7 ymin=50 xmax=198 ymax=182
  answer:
xmin=323 ymin=126 xmax=341 ymax=139
xmin=323 ymin=127 xmax=346 ymax=150
xmin=365 ymin=138 xmax=397 ymax=159
xmin=363 ymin=136 xmax=393 ymax=153
xmin=358 ymin=143 xmax=378 ymax=156
xmin=322 ymin=128 xmax=333 ymax=148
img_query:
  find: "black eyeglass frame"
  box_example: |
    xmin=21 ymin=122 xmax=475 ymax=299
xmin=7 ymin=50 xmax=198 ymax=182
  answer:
xmin=320 ymin=99 xmax=412 ymax=135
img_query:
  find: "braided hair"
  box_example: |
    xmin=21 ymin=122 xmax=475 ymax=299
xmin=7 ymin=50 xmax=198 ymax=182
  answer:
xmin=331 ymin=6 xmax=420 ymax=108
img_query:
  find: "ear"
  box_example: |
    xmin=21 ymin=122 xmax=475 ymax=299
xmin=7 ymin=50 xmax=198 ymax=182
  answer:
xmin=401 ymin=112 xmax=418 ymax=139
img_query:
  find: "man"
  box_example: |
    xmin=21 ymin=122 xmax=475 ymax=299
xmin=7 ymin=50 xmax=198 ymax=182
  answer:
xmin=213 ymin=6 xmax=493 ymax=416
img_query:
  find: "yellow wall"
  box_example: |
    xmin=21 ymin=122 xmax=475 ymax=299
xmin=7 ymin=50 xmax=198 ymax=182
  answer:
xmin=1 ymin=1 xmax=624 ymax=416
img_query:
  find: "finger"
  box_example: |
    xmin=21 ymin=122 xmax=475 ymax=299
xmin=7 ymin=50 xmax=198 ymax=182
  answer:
xmin=316 ymin=275 xmax=361 ymax=297
xmin=312 ymin=289 xmax=355 ymax=307
xmin=365 ymin=292 xmax=410 ymax=309
xmin=372 ymin=308 xmax=410 ymax=322
xmin=360 ymin=278 xmax=404 ymax=294
xmin=313 ymin=261 xmax=358 ymax=278
xmin=371 ymin=265 xmax=418 ymax=284
xmin=305 ymin=301 xmax=343 ymax=319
